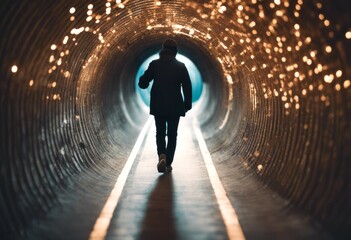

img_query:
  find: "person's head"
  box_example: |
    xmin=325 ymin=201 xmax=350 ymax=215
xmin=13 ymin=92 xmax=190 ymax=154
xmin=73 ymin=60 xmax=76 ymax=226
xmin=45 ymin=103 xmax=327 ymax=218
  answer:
xmin=160 ymin=38 xmax=177 ymax=57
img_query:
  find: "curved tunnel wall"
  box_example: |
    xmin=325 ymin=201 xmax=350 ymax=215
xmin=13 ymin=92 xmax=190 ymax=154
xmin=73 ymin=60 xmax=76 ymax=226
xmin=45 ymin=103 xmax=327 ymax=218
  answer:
xmin=0 ymin=0 xmax=350 ymax=237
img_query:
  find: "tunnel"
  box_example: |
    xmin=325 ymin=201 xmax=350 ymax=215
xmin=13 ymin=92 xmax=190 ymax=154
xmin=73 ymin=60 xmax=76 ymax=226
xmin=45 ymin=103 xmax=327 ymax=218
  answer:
xmin=0 ymin=0 xmax=350 ymax=239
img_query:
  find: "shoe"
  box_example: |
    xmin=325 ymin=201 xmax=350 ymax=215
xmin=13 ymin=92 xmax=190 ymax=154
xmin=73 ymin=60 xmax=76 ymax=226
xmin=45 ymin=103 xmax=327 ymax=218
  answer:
xmin=165 ymin=165 xmax=173 ymax=173
xmin=157 ymin=154 xmax=166 ymax=173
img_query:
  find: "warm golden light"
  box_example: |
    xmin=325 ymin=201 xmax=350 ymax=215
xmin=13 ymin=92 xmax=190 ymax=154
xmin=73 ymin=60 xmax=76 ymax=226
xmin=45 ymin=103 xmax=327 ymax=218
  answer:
xmin=324 ymin=19 xmax=330 ymax=27
xmin=336 ymin=70 xmax=342 ymax=78
xmin=324 ymin=74 xmax=334 ymax=84
xmin=11 ymin=65 xmax=18 ymax=73
xmin=325 ymin=45 xmax=332 ymax=53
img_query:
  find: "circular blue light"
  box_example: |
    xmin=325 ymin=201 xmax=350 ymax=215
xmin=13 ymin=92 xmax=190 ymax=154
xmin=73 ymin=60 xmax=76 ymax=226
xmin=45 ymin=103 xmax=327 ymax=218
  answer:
xmin=135 ymin=53 xmax=203 ymax=106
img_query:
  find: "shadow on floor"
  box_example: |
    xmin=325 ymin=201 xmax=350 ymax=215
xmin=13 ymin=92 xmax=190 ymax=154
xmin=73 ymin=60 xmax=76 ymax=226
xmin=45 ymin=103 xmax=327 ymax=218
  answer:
xmin=137 ymin=173 xmax=178 ymax=240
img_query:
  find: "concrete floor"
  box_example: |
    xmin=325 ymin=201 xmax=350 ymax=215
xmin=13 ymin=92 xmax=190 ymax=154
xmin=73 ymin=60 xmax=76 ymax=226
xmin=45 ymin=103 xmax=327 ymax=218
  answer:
xmin=25 ymin=118 xmax=331 ymax=240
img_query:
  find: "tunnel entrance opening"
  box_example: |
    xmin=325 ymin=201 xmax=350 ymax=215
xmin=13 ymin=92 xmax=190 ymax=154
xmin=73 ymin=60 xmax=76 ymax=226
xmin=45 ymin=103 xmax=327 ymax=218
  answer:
xmin=135 ymin=53 xmax=203 ymax=107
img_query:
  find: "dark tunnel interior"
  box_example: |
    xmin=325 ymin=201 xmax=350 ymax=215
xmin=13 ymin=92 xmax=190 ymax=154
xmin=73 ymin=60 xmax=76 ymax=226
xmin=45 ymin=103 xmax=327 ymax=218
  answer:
xmin=0 ymin=0 xmax=350 ymax=238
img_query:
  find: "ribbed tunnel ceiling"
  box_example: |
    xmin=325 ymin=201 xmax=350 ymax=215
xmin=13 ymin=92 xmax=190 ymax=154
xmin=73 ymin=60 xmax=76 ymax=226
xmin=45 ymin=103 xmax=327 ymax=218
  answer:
xmin=0 ymin=0 xmax=350 ymax=238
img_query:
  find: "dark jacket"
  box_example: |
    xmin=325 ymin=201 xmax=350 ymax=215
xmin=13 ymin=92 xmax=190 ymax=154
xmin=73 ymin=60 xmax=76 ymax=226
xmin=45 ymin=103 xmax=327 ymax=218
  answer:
xmin=138 ymin=52 xmax=192 ymax=117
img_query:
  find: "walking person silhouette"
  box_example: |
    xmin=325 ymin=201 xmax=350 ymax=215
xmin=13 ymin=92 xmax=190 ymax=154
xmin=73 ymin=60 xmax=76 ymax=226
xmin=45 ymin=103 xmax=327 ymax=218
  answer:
xmin=138 ymin=39 xmax=192 ymax=173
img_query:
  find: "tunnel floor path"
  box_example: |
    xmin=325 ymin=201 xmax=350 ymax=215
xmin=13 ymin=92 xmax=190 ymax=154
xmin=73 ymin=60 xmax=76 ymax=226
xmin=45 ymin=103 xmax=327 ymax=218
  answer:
xmin=103 ymin=118 xmax=229 ymax=239
xmin=26 ymin=117 xmax=330 ymax=240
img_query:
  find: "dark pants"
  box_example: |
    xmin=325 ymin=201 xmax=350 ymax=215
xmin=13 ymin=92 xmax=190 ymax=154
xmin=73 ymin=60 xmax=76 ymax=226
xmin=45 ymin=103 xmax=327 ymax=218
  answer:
xmin=154 ymin=116 xmax=180 ymax=165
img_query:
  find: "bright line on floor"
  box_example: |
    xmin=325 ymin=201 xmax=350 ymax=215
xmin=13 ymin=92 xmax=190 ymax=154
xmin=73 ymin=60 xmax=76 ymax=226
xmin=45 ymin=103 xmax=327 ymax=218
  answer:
xmin=193 ymin=120 xmax=246 ymax=240
xmin=89 ymin=117 xmax=152 ymax=240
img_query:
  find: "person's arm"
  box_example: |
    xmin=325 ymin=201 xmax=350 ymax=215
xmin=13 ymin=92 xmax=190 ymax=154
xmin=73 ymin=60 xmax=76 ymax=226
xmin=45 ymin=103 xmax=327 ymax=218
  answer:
xmin=181 ymin=65 xmax=192 ymax=112
xmin=138 ymin=62 xmax=154 ymax=89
